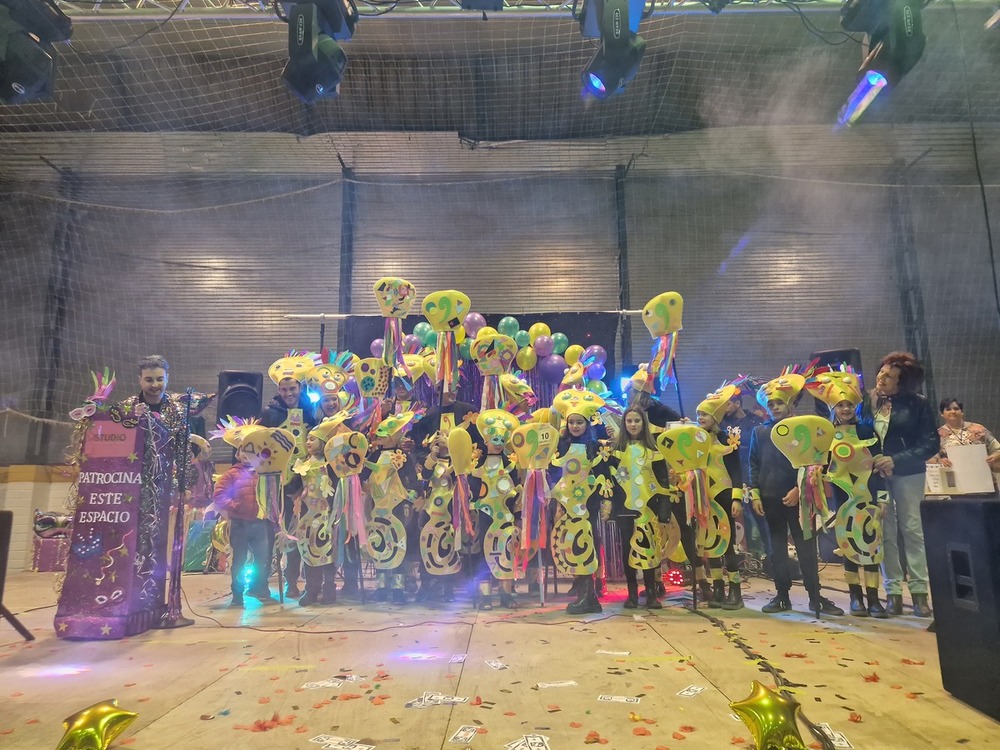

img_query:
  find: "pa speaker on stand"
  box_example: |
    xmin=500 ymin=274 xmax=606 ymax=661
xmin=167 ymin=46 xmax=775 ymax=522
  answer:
xmin=217 ymin=371 xmax=263 ymax=422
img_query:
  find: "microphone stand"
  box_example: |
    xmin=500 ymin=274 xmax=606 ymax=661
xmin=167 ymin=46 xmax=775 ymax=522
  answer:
xmin=157 ymin=388 xmax=195 ymax=628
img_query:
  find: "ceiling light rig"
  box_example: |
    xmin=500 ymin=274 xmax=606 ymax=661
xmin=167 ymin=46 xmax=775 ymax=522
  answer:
xmin=836 ymin=0 xmax=926 ymax=127
xmin=573 ymin=0 xmax=653 ymax=101
xmin=277 ymin=0 xmax=358 ymax=103
xmin=0 ymin=0 xmax=71 ymax=104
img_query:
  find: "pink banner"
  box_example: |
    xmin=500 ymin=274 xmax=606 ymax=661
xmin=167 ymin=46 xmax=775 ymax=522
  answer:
xmin=55 ymin=412 xmax=173 ymax=640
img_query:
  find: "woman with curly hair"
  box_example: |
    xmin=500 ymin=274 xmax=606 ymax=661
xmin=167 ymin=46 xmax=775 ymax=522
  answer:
xmin=861 ymin=351 xmax=940 ymax=618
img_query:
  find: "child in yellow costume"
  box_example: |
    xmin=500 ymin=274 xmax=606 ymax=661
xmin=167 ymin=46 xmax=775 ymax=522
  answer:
xmin=364 ymin=411 xmax=419 ymax=605
xmin=694 ymin=385 xmax=745 ymax=610
xmin=471 ymin=409 xmax=521 ymax=609
xmin=290 ymin=419 xmax=342 ymax=606
xmin=550 ymin=390 xmax=611 ymax=615
xmin=604 ymin=407 xmax=668 ymax=609
xmin=419 ymin=425 xmax=463 ymax=601
xmin=806 ymin=367 xmax=889 ymax=618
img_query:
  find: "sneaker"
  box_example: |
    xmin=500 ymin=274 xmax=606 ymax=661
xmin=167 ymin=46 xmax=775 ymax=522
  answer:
xmin=761 ymin=595 xmax=791 ymax=614
xmin=810 ymin=596 xmax=845 ymax=616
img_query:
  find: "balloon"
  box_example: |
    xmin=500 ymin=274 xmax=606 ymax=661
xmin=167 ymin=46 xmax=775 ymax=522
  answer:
xmin=538 ymin=354 xmax=567 ymax=383
xmin=586 ymin=363 xmax=606 ymax=381
xmin=422 ymin=330 xmax=438 ymax=348
xmin=412 ymin=321 xmax=433 ymax=340
xmin=516 ymin=346 xmax=537 ymax=371
xmin=463 ymin=312 xmax=487 ymax=336
xmin=564 ymin=344 xmax=585 ymax=366
xmin=582 ymin=344 xmax=607 ymax=366
xmin=454 ymin=325 xmax=466 ymax=344
xmin=497 ymin=316 xmax=520 ymax=337
xmin=533 ymin=335 xmax=554 ymax=358
xmin=402 ymin=334 xmax=422 ymax=352
xmin=551 ymin=332 xmax=569 ymax=355
xmin=514 ymin=329 xmax=531 ymax=348
xmin=370 ymin=338 xmax=385 ymax=358
xmin=476 ymin=326 xmax=498 ymax=340
xmin=343 ymin=376 xmax=360 ymax=399
xmin=586 ymin=380 xmax=607 ymax=394
xmin=730 ymin=681 xmax=807 ymax=750
xmin=56 ymin=699 xmax=138 ymax=750
xmin=528 ymin=322 xmax=551 ymax=343
xmin=458 ymin=339 xmax=472 ymax=359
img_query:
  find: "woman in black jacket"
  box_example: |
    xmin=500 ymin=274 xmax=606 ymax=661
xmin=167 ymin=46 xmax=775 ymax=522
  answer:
xmin=860 ymin=351 xmax=940 ymax=618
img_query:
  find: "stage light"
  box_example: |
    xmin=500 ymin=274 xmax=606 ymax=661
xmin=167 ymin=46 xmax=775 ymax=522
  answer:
xmin=307 ymin=390 xmax=320 ymax=404
xmin=837 ymin=0 xmax=925 ymax=126
xmin=574 ymin=0 xmax=652 ymax=100
xmin=279 ymin=0 xmax=357 ymax=103
xmin=0 ymin=0 xmax=71 ymax=105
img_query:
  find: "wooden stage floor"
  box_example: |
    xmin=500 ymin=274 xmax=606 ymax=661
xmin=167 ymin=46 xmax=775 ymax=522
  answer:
xmin=1 ymin=569 xmax=997 ymax=749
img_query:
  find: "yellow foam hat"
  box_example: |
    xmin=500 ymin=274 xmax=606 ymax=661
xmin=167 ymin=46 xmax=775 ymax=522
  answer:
xmin=770 ymin=415 xmax=835 ymax=469
xmin=189 ymin=434 xmax=211 ymax=457
xmin=422 ymin=289 xmax=471 ymax=333
xmin=656 ymin=424 xmax=712 ymax=471
xmin=471 ymin=333 xmax=517 ymax=376
xmin=552 ymin=388 xmax=605 ymax=422
xmin=805 ymin=368 xmax=863 ymax=408
xmin=696 ymin=383 xmax=741 ymax=424
xmin=375 ymin=410 xmax=417 ymax=439
xmin=757 ymin=368 xmax=806 ymax=409
xmin=477 ymin=408 xmax=520 ymax=448
xmin=373 ymin=277 xmax=417 ymax=318
xmin=239 ymin=427 xmax=296 ymax=474
xmin=642 ymin=292 xmax=684 ymax=338
xmin=213 ymin=416 xmax=261 ymax=449
xmin=629 ymin=363 xmax=656 ymax=395
xmin=268 ymin=351 xmax=321 ymax=385
xmin=310 ymin=413 xmax=352 ymax=444
xmin=394 ymin=353 xmax=426 ymax=382
xmin=500 ymin=373 xmax=535 ymax=405
xmin=306 ymin=360 xmax=356 ymax=396
xmin=356 ymin=358 xmax=391 ymax=399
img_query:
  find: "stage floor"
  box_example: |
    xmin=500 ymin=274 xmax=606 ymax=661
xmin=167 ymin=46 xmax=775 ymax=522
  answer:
xmin=1 ymin=569 xmax=996 ymax=749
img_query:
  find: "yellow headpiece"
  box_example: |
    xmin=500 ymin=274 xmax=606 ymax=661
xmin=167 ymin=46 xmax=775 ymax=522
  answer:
xmin=471 ymin=333 xmax=517 ymax=376
xmin=373 ymin=277 xmax=417 ymax=318
xmin=500 ymin=373 xmax=535 ymax=406
xmin=422 ymin=289 xmax=471 ymax=333
xmin=510 ymin=422 xmax=560 ymax=470
xmin=306 ymin=358 xmax=357 ymax=397
xmin=561 ymin=360 xmax=586 ymax=388
xmin=804 ymin=368 xmax=863 ymax=408
xmin=325 ymin=430 xmax=369 ymax=478
xmin=394 ymin=354 xmax=426 ymax=383
xmin=552 ymin=388 xmax=605 ymax=423
xmin=213 ymin=416 xmax=261 ymax=449
xmin=757 ymin=368 xmax=806 ymax=410
xmin=656 ymin=424 xmax=713 ymax=472
xmin=530 ymin=407 xmax=560 ymax=428
xmin=629 ymin=363 xmax=656 ymax=395
xmin=356 ymin=358 xmax=391 ymax=399
xmin=239 ymin=427 xmax=296 ymax=474
xmin=268 ymin=351 xmax=321 ymax=385
xmin=770 ymin=416 xmax=835 ymax=469
xmin=642 ymin=292 xmax=684 ymax=338
xmin=375 ymin=411 xmax=417 ymax=439
xmin=310 ymin=414 xmax=352 ymax=445
xmin=476 ymin=409 xmax=520 ymax=448
xmin=697 ymin=383 xmax=741 ymax=425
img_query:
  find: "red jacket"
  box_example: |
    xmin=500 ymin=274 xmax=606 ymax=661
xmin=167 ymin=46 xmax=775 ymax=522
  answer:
xmin=213 ymin=465 xmax=261 ymax=521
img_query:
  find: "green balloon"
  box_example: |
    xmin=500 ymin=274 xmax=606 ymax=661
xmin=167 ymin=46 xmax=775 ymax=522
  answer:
xmin=459 ymin=339 xmax=472 ymax=359
xmin=423 ymin=330 xmax=438 ymax=348
xmin=551 ymin=332 xmax=569 ymax=355
xmin=413 ymin=321 xmax=432 ymax=339
xmin=514 ymin=330 xmax=531 ymax=348
xmin=497 ymin=316 xmax=520 ymax=337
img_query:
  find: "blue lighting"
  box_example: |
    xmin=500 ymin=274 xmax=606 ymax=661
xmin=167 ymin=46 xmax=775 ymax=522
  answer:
xmin=866 ymin=71 xmax=887 ymax=87
xmin=837 ymin=70 xmax=888 ymax=128
xmin=619 ymin=376 xmax=631 ymax=397
xmin=307 ymin=391 xmax=320 ymax=404
xmin=588 ymin=73 xmax=607 ymax=95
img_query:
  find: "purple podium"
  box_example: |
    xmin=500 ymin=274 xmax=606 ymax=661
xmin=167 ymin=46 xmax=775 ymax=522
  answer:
xmin=55 ymin=412 xmax=174 ymax=640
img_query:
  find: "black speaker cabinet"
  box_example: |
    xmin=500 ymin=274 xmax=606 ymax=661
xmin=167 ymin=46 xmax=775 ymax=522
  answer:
xmin=922 ymin=496 xmax=1000 ymax=721
xmin=0 ymin=510 xmax=11 ymax=602
xmin=217 ymin=370 xmax=263 ymax=422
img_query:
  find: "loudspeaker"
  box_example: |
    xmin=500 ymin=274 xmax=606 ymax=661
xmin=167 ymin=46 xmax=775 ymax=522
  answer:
xmin=217 ymin=371 xmax=263 ymax=422
xmin=922 ymin=496 xmax=1000 ymax=721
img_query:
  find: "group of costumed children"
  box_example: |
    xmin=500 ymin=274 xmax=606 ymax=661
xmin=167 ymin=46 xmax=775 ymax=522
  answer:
xmin=211 ymin=282 xmax=890 ymax=619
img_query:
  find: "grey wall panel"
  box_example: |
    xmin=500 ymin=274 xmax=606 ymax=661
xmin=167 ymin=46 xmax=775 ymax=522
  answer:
xmin=348 ymin=176 xmax=620 ymax=317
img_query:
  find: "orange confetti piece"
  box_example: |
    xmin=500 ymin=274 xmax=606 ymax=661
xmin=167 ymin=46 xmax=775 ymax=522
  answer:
xmin=902 ymin=658 xmax=925 ymax=666
xmin=547 ymin=704 xmax=560 ymax=710
xmin=477 ymin=728 xmax=489 ymax=734
xmin=570 ymin=722 xmax=583 ymax=728
xmin=25 ymin=719 xmax=38 ymax=725
xmin=809 ymin=743 xmax=823 ymax=749
xmin=643 ymin=685 xmax=655 ymax=690
xmin=471 ymin=696 xmax=483 ymax=706
xmin=119 ymin=739 xmax=136 ymax=746
xmin=137 ymin=697 xmax=150 ymax=703
xmin=633 ymin=727 xmax=652 ymax=736
xmin=864 ymin=660 xmax=879 ymax=666
xmin=849 ymin=712 xmax=863 ymax=723
xmin=294 ymin=726 xmax=309 ymax=734
xmin=269 ymin=676 xmax=280 ymax=681
xmin=891 ymin=685 xmax=903 ymax=690
xmin=906 ymin=692 xmax=920 ymax=699
xmin=337 ymin=693 xmax=362 ymax=701
xmin=360 ymin=683 xmax=371 ymax=689
xmin=784 ymin=652 xmax=807 ymax=658
xmin=0 ymin=730 xmax=13 ymax=736
xmin=679 ymin=725 xmax=696 ymax=732
xmin=862 ymin=672 xmax=880 ymax=682
xmin=731 ymin=737 xmax=747 ymax=745
xmin=258 ymin=697 xmax=271 ymax=704
xmin=503 ymin=711 xmax=516 ymax=716
xmin=672 ymin=731 xmax=687 ymax=740
xmin=655 ymin=746 xmax=672 ymax=750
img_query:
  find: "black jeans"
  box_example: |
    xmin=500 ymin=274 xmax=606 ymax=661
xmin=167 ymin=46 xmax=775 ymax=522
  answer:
xmin=763 ymin=498 xmax=819 ymax=597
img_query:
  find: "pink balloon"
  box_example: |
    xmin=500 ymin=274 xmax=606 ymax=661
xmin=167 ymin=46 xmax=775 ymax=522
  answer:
xmin=533 ymin=335 xmax=554 ymax=358
xmin=370 ymin=338 xmax=385 ymax=357
xmin=463 ymin=312 xmax=486 ymax=336
xmin=538 ymin=354 xmax=568 ymax=383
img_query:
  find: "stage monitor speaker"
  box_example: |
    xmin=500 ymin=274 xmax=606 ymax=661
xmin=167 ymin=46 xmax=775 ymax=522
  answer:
xmin=922 ymin=496 xmax=1000 ymax=722
xmin=217 ymin=371 xmax=263 ymax=422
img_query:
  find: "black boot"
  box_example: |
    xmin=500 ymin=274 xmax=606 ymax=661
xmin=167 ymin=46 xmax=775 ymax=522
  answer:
xmin=567 ymin=577 xmax=603 ymax=615
xmin=886 ymin=594 xmax=903 ymax=616
xmin=721 ymin=581 xmax=744 ymax=611
xmin=706 ymin=580 xmax=725 ymax=609
xmin=849 ymin=584 xmax=868 ymax=617
xmin=912 ymin=593 xmax=933 ymax=618
xmin=623 ymin=578 xmax=639 ymax=609
xmin=642 ymin=570 xmax=662 ymax=609
xmin=697 ymin=580 xmax=713 ymax=607
xmin=866 ymin=587 xmax=889 ymax=619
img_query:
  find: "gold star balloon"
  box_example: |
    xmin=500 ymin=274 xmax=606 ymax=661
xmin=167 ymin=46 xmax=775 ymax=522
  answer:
xmin=730 ymin=681 xmax=807 ymax=750
xmin=55 ymin=699 xmax=137 ymax=750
